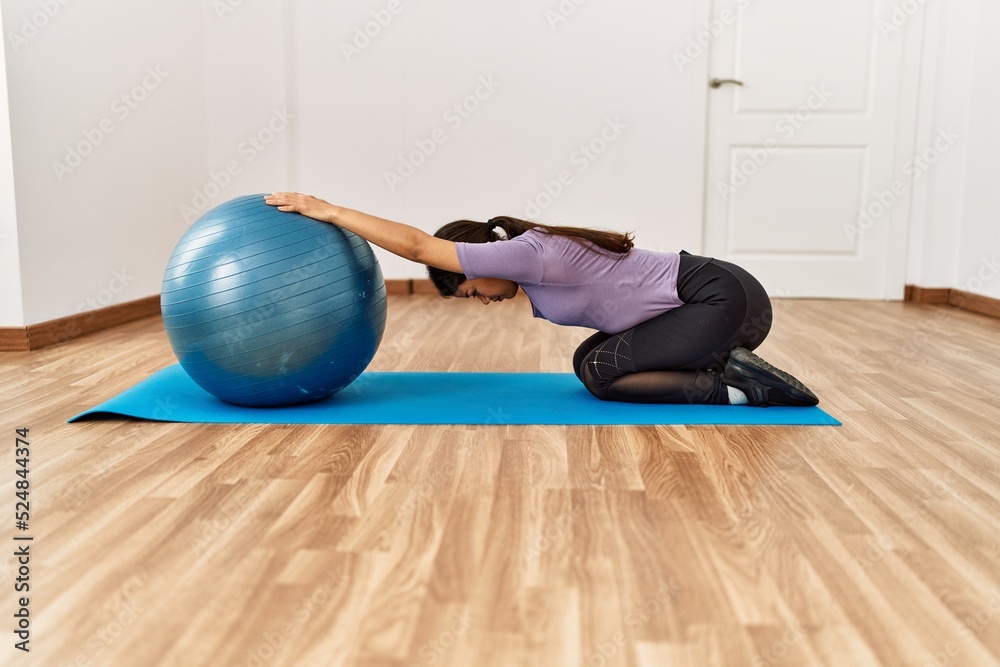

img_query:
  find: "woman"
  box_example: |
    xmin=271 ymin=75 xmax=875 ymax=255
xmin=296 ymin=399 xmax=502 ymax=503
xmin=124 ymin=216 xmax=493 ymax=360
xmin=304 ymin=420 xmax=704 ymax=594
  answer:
xmin=264 ymin=192 xmax=819 ymax=407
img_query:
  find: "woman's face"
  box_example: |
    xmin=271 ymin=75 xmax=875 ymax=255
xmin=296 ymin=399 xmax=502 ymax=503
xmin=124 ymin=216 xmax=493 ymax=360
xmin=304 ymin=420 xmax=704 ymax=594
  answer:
xmin=452 ymin=278 xmax=519 ymax=304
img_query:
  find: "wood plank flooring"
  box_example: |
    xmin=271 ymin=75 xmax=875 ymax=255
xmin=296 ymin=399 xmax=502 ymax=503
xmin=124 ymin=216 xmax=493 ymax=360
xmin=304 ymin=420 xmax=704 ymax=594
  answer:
xmin=1 ymin=296 xmax=999 ymax=667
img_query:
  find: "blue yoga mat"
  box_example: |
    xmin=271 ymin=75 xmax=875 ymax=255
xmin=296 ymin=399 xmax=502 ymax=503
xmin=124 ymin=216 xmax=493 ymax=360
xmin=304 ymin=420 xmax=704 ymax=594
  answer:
xmin=67 ymin=364 xmax=841 ymax=426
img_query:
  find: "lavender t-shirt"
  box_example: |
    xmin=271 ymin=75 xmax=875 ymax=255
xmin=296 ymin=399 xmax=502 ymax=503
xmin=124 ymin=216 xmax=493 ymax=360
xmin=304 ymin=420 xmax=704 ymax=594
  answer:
xmin=455 ymin=228 xmax=683 ymax=333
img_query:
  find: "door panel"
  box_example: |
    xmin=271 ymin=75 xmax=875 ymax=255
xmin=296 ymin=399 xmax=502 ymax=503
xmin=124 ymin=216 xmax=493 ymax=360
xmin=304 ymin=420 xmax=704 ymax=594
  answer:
xmin=728 ymin=146 xmax=865 ymax=255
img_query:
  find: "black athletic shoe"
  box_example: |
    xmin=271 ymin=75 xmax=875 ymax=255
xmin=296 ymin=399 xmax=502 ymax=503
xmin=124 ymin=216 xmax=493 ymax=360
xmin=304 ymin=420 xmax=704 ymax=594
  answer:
xmin=722 ymin=347 xmax=819 ymax=407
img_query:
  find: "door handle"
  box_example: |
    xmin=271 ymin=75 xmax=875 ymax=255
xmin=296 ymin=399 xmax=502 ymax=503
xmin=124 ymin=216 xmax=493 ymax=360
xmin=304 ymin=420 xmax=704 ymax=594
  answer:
xmin=710 ymin=78 xmax=744 ymax=88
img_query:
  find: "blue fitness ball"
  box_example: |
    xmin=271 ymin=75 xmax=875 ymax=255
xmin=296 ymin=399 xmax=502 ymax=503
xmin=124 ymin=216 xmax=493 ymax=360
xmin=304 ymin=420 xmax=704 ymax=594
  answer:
xmin=160 ymin=193 xmax=387 ymax=407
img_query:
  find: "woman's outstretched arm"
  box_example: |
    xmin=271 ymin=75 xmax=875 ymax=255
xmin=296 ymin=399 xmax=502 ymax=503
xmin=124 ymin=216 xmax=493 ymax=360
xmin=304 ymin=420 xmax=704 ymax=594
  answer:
xmin=264 ymin=192 xmax=462 ymax=272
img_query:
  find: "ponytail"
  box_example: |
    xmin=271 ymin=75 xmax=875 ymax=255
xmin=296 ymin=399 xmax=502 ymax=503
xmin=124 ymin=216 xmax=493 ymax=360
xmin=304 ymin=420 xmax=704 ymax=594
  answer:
xmin=486 ymin=216 xmax=634 ymax=254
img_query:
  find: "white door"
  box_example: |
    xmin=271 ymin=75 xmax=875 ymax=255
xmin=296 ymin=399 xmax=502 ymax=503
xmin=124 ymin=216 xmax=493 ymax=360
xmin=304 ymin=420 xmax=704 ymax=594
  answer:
xmin=704 ymin=0 xmax=926 ymax=298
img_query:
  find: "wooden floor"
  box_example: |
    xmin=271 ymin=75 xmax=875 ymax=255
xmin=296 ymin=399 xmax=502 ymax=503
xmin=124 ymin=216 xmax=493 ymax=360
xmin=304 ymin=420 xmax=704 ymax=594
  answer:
xmin=1 ymin=296 xmax=999 ymax=667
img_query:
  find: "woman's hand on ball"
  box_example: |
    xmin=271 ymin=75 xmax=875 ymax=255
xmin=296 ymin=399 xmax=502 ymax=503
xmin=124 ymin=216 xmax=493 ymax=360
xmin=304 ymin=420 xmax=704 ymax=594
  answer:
xmin=265 ymin=192 xmax=339 ymax=224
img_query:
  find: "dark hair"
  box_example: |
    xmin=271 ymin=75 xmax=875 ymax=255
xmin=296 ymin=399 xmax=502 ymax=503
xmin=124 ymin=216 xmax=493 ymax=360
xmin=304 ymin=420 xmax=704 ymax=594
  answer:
xmin=427 ymin=215 xmax=634 ymax=297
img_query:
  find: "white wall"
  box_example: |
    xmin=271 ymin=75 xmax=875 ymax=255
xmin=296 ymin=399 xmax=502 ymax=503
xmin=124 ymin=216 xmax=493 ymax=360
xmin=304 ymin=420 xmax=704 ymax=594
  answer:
xmin=1 ymin=0 xmax=207 ymax=327
xmin=907 ymin=0 xmax=1000 ymax=298
xmin=3 ymin=0 xmax=714 ymax=327
xmin=0 ymin=1 xmax=23 ymax=326
xmin=194 ymin=1 xmax=289 ymax=224
xmin=285 ymin=0 xmax=710 ymax=279
xmin=955 ymin=0 xmax=1000 ymax=299
xmin=2 ymin=2 xmax=998 ymax=330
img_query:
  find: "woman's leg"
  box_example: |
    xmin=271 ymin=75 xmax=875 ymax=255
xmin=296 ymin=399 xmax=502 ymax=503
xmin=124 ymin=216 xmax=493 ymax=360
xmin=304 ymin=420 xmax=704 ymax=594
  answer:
xmin=572 ymin=331 xmax=613 ymax=382
xmin=577 ymin=254 xmax=772 ymax=404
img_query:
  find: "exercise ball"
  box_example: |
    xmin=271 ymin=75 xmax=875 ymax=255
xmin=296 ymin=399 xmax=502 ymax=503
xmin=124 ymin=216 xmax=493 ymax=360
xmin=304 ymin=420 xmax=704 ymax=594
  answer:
xmin=160 ymin=193 xmax=387 ymax=407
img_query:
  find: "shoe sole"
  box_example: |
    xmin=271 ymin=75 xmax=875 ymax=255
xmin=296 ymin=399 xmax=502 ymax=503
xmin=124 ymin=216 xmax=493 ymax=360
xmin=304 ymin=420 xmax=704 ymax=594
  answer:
xmin=727 ymin=348 xmax=819 ymax=406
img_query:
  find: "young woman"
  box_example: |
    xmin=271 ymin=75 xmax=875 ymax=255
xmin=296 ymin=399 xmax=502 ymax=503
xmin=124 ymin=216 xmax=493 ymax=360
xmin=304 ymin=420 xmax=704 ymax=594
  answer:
xmin=264 ymin=192 xmax=819 ymax=407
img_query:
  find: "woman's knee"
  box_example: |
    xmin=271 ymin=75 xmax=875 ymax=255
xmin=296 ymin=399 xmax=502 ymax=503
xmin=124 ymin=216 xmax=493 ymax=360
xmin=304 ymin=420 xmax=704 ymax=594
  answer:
xmin=572 ymin=332 xmax=612 ymax=381
xmin=580 ymin=360 xmax=614 ymax=400
xmin=578 ymin=336 xmax=636 ymax=399
xmin=572 ymin=346 xmax=589 ymax=382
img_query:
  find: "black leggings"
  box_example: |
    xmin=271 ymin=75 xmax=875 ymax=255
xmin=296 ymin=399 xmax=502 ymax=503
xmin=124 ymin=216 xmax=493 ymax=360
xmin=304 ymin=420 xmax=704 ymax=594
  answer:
xmin=574 ymin=252 xmax=773 ymax=404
